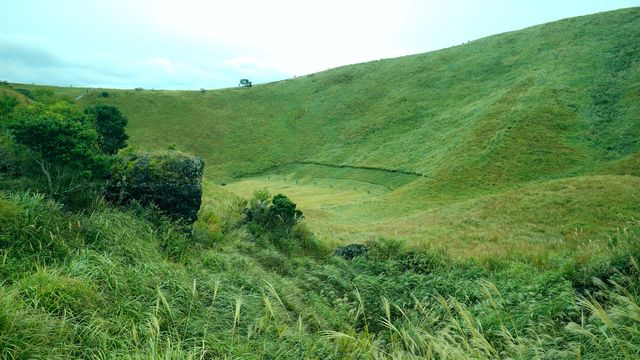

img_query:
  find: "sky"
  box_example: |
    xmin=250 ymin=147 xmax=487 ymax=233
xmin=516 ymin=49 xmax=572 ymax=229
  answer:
xmin=0 ymin=0 xmax=638 ymax=90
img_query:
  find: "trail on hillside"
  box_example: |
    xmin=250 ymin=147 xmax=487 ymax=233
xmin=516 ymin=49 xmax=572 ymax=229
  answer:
xmin=295 ymin=161 xmax=428 ymax=178
xmin=236 ymin=161 xmax=426 ymax=179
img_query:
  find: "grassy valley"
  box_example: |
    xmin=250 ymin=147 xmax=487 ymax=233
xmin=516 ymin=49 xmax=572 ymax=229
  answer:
xmin=30 ymin=6 xmax=639 ymax=261
xmin=1 ymin=7 xmax=639 ymax=359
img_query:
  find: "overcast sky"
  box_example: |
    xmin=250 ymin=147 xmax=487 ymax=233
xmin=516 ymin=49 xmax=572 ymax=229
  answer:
xmin=0 ymin=0 xmax=638 ymax=90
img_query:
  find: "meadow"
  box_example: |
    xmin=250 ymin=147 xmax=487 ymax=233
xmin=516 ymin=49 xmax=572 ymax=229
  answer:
xmin=18 ymin=6 xmax=636 ymax=262
xmin=1 ymin=7 xmax=639 ymax=359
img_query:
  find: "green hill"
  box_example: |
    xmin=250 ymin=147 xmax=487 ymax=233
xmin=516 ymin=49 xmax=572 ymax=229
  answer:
xmin=21 ymin=7 xmax=640 ymax=260
xmin=3 ymin=7 xmax=640 ymax=359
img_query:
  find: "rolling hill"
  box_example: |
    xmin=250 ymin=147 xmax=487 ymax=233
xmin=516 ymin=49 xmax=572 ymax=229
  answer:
xmin=3 ymin=7 xmax=640 ymax=359
xmin=19 ymin=6 xmax=640 ymax=260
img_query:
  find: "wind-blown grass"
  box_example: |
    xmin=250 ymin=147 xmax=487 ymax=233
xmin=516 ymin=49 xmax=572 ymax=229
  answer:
xmin=0 ymin=190 xmax=639 ymax=358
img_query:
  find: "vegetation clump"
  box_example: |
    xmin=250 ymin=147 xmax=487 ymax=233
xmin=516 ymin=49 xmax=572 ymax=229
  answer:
xmin=6 ymin=102 xmax=110 ymax=206
xmin=84 ymin=104 xmax=129 ymax=155
xmin=335 ymin=243 xmax=368 ymax=260
xmin=14 ymin=88 xmax=34 ymax=100
xmin=243 ymin=190 xmax=303 ymax=236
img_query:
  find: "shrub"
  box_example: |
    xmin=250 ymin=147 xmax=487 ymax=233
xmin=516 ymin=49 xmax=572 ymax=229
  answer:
xmin=8 ymin=102 xmax=110 ymax=203
xmin=269 ymin=194 xmax=303 ymax=231
xmin=0 ymin=93 xmax=19 ymax=118
xmin=14 ymin=88 xmax=34 ymax=100
xmin=84 ymin=104 xmax=129 ymax=155
xmin=244 ymin=192 xmax=303 ymax=237
xmin=335 ymin=244 xmax=368 ymax=260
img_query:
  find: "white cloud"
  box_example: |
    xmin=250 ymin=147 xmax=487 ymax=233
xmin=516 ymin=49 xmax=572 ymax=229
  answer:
xmin=1 ymin=0 xmax=637 ymax=88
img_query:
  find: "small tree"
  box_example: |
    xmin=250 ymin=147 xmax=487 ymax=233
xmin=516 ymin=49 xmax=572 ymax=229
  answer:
xmin=239 ymin=79 xmax=252 ymax=87
xmin=9 ymin=102 xmax=107 ymax=196
xmin=84 ymin=105 xmax=129 ymax=155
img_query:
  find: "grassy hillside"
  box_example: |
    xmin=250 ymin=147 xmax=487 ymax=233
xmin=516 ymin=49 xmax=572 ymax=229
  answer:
xmin=2 ymin=8 xmax=640 ymax=359
xmin=67 ymin=7 xmax=639 ymax=180
xmin=22 ymin=7 xmax=640 ymax=258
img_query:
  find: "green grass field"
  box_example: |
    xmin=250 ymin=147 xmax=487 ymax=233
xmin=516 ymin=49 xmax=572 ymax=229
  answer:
xmin=3 ymin=7 xmax=640 ymax=359
xmin=16 ymin=7 xmax=640 ymax=262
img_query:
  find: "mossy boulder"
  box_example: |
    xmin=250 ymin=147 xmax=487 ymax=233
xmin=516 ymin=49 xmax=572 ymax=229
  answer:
xmin=108 ymin=151 xmax=204 ymax=224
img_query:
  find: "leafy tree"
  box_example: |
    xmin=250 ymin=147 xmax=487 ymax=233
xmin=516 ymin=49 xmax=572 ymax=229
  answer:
xmin=239 ymin=79 xmax=252 ymax=87
xmin=8 ymin=102 xmax=108 ymax=196
xmin=84 ymin=105 xmax=129 ymax=155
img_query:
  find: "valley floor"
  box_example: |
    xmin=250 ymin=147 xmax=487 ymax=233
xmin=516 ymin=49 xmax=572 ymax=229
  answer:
xmin=221 ymin=167 xmax=640 ymax=262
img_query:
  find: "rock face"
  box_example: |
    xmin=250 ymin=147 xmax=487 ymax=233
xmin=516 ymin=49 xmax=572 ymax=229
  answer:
xmin=108 ymin=151 xmax=204 ymax=224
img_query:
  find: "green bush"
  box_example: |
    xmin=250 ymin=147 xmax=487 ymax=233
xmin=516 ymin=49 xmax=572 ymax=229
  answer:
xmin=14 ymin=88 xmax=34 ymax=100
xmin=0 ymin=93 xmax=19 ymax=118
xmin=84 ymin=104 xmax=128 ymax=155
xmin=8 ymin=102 xmax=110 ymax=204
xmin=244 ymin=191 xmax=303 ymax=236
xmin=107 ymin=150 xmax=204 ymax=225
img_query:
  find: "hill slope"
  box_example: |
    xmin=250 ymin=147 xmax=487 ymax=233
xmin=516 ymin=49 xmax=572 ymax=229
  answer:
xmin=71 ymin=7 xmax=639 ymax=182
xmin=23 ymin=7 xmax=640 ymax=258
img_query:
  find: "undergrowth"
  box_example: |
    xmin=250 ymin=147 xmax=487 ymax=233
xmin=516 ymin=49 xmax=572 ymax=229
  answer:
xmin=1 ymin=192 xmax=639 ymax=359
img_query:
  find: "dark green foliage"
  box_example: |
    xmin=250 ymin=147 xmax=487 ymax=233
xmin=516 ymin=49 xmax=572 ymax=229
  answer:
xmin=0 ymin=93 xmax=19 ymax=118
xmin=239 ymin=78 xmax=252 ymax=87
xmin=99 ymin=91 xmax=109 ymax=98
xmin=10 ymin=102 xmax=98 ymax=165
xmin=14 ymin=88 xmax=34 ymax=100
xmin=0 ymin=133 xmax=27 ymax=177
xmin=7 ymin=102 xmax=110 ymax=203
xmin=244 ymin=191 xmax=303 ymax=236
xmin=108 ymin=151 xmax=204 ymax=225
xmin=335 ymin=244 xmax=368 ymax=260
xmin=241 ymin=191 xmax=317 ymax=254
xmin=85 ymin=104 xmax=129 ymax=155
xmin=269 ymin=194 xmax=303 ymax=230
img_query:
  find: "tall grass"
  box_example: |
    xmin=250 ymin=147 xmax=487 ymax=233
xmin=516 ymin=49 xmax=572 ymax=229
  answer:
xmin=1 ymin=191 xmax=639 ymax=358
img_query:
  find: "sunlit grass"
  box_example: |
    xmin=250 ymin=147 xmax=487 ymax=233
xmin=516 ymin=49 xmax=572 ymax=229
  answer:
xmin=220 ymin=173 xmax=640 ymax=262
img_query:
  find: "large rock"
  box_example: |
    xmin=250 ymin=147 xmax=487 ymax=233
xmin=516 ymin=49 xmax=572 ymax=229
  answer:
xmin=108 ymin=151 xmax=204 ymax=224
